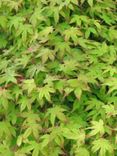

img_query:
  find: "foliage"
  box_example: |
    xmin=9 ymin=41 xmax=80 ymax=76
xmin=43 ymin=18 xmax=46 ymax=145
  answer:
xmin=0 ymin=0 xmax=117 ymax=155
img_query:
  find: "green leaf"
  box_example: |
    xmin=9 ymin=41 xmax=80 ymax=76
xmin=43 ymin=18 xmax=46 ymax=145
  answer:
xmin=75 ymin=147 xmax=90 ymax=156
xmin=88 ymin=0 xmax=93 ymax=7
xmin=22 ymin=79 xmax=36 ymax=94
xmin=17 ymin=135 xmax=23 ymax=147
xmin=38 ymin=85 xmax=55 ymax=102
xmin=0 ymin=16 xmax=7 ymax=28
xmin=88 ymin=120 xmax=105 ymax=136
xmin=17 ymin=24 xmax=33 ymax=42
xmin=63 ymin=27 xmax=83 ymax=44
xmin=1 ymin=68 xmax=17 ymax=84
xmin=47 ymin=106 xmax=67 ymax=126
xmin=74 ymin=87 xmax=82 ymax=100
xmin=103 ymin=105 xmax=117 ymax=117
xmin=92 ymin=138 xmax=113 ymax=156
xmin=19 ymin=96 xmax=32 ymax=111
xmin=103 ymin=78 xmax=117 ymax=93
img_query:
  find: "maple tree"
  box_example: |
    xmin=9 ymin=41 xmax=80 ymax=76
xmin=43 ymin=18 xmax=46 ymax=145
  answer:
xmin=0 ymin=0 xmax=117 ymax=156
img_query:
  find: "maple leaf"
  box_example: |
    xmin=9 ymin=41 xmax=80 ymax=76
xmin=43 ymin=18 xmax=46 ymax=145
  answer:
xmin=0 ymin=121 xmax=16 ymax=139
xmin=22 ymin=79 xmax=36 ymax=94
xmin=26 ymin=64 xmax=46 ymax=78
xmin=103 ymin=105 xmax=117 ymax=117
xmin=30 ymin=7 xmax=45 ymax=27
xmin=16 ymin=24 xmax=33 ymax=42
xmin=1 ymin=68 xmax=17 ymax=84
xmin=59 ymin=60 xmax=79 ymax=75
xmin=16 ymin=55 xmax=31 ymax=68
xmin=38 ymin=85 xmax=55 ymax=102
xmin=39 ymin=26 xmax=53 ymax=38
xmin=9 ymin=16 xmax=24 ymax=30
xmin=18 ymin=96 xmax=32 ymax=111
xmin=46 ymin=106 xmax=67 ymax=126
xmin=92 ymin=138 xmax=113 ymax=156
xmin=63 ymin=27 xmax=83 ymax=44
xmin=88 ymin=120 xmax=105 ymax=136
xmin=22 ymin=111 xmax=41 ymax=139
xmin=36 ymin=48 xmax=55 ymax=63
xmin=103 ymin=78 xmax=117 ymax=93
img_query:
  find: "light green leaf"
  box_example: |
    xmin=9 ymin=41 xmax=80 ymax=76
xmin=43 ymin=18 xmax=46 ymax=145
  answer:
xmin=38 ymin=85 xmax=55 ymax=102
xmin=92 ymin=138 xmax=113 ymax=156
xmin=88 ymin=0 xmax=93 ymax=7
xmin=88 ymin=120 xmax=105 ymax=136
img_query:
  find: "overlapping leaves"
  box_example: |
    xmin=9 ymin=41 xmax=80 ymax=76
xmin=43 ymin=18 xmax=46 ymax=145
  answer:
xmin=0 ymin=0 xmax=117 ymax=155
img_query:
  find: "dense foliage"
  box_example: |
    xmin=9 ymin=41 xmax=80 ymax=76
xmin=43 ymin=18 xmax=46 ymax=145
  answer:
xmin=0 ymin=0 xmax=117 ymax=155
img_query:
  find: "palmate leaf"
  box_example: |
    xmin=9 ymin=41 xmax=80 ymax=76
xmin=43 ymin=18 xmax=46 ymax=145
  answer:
xmin=39 ymin=26 xmax=53 ymax=38
xmin=26 ymin=64 xmax=46 ymax=78
xmin=15 ymin=141 xmax=38 ymax=155
xmin=49 ymin=34 xmax=71 ymax=58
xmin=11 ymin=86 xmax=22 ymax=101
xmin=62 ymin=127 xmax=84 ymax=140
xmin=22 ymin=111 xmax=41 ymax=139
xmin=103 ymin=78 xmax=117 ymax=93
xmin=22 ymin=79 xmax=36 ymax=94
xmin=0 ymin=121 xmax=16 ymax=139
xmin=92 ymin=138 xmax=113 ymax=156
xmin=16 ymin=24 xmax=33 ymax=42
xmin=85 ymin=98 xmax=104 ymax=119
xmin=36 ymin=48 xmax=55 ymax=63
xmin=18 ymin=96 xmax=32 ymax=111
xmin=71 ymin=15 xmax=89 ymax=26
xmin=46 ymin=106 xmax=67 ymax=126
xmin=16 ymin=54 xmax=31 ymax=68
xmin=0 ymin=68 xmax=17 ymax=84
xmin=85 ymin=27 xmax=97 ymax=39
xmin=9 ymin=16 xmax=24 ymax=30
xmin=59 ymin=60 xmax=79 ymax=75
xmin=45 ymin=6 xmax=60 ymax=24
xmin=54 ymin=80 xmax=66 ymax=93
xmin=38 ymin=26 xmax=54 ymax=43
xmin=88 ymin=120 xmax=105 ymax=136
xmin=40 ymin=132 xmax=62 ymax=155
xmin=67 ymin=77 xmax=90 ymax=99
xmin=49 ymin=127 xmax=64 ymax=146
xmin=63 ymin=27 xmax=83 ymax=44
xmin=30 ymin=7 xmax=44 ymax=27
xmin=103 ymin=105 xmax=117 ymax=117
xmin=70 ymin=15 xmax=82 ymax=26
xmin=0 ymin=89 xmax=12 ymax=109
xmin=4 ymin=0 xmax=22 ymax=11
xmin=38 ymin=85 xmax=55 ymax=102
xmin=43 ymin=74 xmax=59 ymax=86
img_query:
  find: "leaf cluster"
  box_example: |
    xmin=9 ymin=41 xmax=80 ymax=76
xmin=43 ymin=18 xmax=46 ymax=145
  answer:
xmin=0 ymin=0 xmax=117 ymax=156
